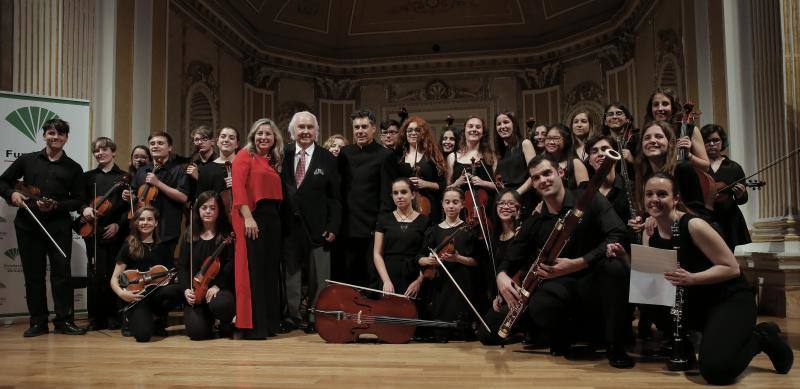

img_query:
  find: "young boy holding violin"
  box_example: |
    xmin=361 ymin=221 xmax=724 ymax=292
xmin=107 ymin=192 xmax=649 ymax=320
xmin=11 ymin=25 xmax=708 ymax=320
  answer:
xmin=78 ymin=137 xmax=129 ymax=331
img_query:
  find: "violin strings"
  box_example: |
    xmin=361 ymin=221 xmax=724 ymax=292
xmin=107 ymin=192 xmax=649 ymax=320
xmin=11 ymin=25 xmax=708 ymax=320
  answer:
xmin=330 ymin=312 xmax=455 ymax=328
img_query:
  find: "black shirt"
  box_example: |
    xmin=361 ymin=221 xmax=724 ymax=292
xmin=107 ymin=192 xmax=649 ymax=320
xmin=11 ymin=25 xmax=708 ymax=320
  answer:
xmin=375 ymin=212 xmax=429 ymax=260
xmin=339 ymin=141 xmax=392 ymax=238
xmin=177 ymin=236 xmax=234 ymax=292
xmin=131 ymin=156 xmax=191 ymax=241
xmin=499 ymin=189 xmax=628 ymax=276
xmin=708 ymin=158 xmax=751 ymax=248
xmin=197 ymin=161 xmax=230 ymax=194
xmin=496 ymin=145 xmax=528 ymax=189
xmin=81 ymin=164 xmax=129 ymax=239
xmin=115 ymin=240 xmax=173 ymax=271
xmin=382 ymin=152 xmax=445 ymax=224
xmin=0 ymin=149 xmax=85 ymax=232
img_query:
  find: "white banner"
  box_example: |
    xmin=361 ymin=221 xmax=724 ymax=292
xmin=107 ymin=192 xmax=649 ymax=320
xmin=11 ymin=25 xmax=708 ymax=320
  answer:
xmin=0 ymin=91 xmax=91 ymax=320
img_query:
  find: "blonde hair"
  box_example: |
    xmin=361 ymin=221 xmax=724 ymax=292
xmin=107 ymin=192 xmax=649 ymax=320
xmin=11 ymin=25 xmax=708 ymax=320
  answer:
xmin=244 ymin=118 xmax=284 ymax=172
xmin=323 ymin=134 xmax=348 ymax=149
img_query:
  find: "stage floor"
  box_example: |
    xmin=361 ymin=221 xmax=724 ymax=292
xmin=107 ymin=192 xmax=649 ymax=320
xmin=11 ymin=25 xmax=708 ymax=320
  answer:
xmin=0 ymin=317 xmax=798 ymax=388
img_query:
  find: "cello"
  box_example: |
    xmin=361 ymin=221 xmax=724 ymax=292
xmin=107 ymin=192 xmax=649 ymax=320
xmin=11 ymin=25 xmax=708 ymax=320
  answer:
xmin=313 ymin=281 xmax=459 ymax=344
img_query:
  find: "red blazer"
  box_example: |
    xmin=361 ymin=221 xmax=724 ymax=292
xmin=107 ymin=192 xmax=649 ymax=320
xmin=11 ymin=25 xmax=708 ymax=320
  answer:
xmin=231 ymin=148 xmax=282 ymax=328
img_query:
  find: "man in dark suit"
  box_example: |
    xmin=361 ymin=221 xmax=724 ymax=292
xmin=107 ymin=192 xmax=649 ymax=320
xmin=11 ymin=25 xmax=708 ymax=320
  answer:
xmin=281 ymin=111 xmax=341 ymax=334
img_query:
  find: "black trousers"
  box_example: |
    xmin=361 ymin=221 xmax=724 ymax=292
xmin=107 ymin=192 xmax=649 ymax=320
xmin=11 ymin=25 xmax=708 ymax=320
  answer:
xmin=334 ymin=236 xmax=374 ymax=287
xmin=17 ymin=225 xmax=74 ymax=326
xmin=183 ymin=289 xmax=235 ymax=340
xmin=244 ymin=201 xmax=282 ymax=338
xmin=86 ymin=237 xmax=123 ymax=324
xmin=527 ymin=257 xmax=630 ymax=347
xmin=125 ymin=284 xmax=182 ymax=342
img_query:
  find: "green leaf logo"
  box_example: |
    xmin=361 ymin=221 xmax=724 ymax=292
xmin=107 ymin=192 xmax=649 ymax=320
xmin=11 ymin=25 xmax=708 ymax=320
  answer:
xmin=5 ymin=106 xmax=59 ymax=143
xmin=4 ymin=248 xmax=19 ymax=261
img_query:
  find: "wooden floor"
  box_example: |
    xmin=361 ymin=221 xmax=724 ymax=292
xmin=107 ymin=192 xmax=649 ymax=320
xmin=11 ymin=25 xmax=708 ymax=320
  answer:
xmin=0 ymin=317 xmax=798 ymax=388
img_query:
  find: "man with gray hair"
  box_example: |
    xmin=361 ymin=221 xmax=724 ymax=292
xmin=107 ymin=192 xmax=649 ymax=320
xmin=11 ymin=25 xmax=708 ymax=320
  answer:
xmin=281 ymin=111 xmax=341 ymax=334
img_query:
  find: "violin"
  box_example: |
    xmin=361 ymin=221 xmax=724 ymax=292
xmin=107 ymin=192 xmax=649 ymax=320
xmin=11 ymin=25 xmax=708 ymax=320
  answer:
xmin=118 ymin=264 xmax=175 ymax=294
xmin=422 ymin=220 xmax=475 ymax=280
xmin=129 ymin=163 xmax=162 ymax=219
xmin=191 ymin=233 xmax=234 ymax=304
xmin=463 ymin=157 xmax=491 ymax=230
xmin=14 ymin=181 xmax=57 ymax=208
xmin=412 ymin=164 xmax=432 ymax=216
xmin=713 ymin=179 xmax=765 ymax=205
xmin=73 ymin=176 xmax=129 ymax=237
xmin=313 ymin=283 xmax=459 ymax=344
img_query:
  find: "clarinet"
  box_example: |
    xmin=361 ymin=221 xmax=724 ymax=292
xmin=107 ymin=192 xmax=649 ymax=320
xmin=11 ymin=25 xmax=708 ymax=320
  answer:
xmin=497 ymin=148 xmax=621 ymax=339
xmin=616 ymin=125 xmax=641 ymax=244
xmin=666 ymin=217 xmax=694 ymax=371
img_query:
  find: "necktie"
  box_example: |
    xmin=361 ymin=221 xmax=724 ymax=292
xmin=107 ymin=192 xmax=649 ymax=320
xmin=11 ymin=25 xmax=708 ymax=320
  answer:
xmin=295 ymin=150 xmax=306 ymax=187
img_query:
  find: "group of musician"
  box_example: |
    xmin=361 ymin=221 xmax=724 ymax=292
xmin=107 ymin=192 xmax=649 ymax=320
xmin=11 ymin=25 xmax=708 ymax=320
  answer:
xmin=0 ymin=86 xmax=793 ymax=385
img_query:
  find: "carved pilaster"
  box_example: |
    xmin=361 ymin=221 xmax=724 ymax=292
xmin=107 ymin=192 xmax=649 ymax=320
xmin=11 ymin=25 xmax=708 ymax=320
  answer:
xmin=516 ymin=61 xmax=562 ymax=90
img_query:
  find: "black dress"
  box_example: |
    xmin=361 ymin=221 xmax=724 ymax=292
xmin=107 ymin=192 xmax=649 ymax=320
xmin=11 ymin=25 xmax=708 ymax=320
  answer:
xmin=197 ymin=161 xmax=230 ymax=194
xmin=374 ymin=213 xmax=429 ymax=294
xmin=708 ymin=158 xmax=751 ymax=249
xmin=649 ymin=214 xmax=759 ymax=384
xmin=496 ymin=145 xmax=539 ymax=220
xmin=417 ymin=223 xmax=482 ymax=338
xmin=452 ymin=156 xmax=496 ymax=222
xmin=177 ymin=236 xmax=236 ymax=340
xmin=386 ymin=154 xmax=445 ymax=225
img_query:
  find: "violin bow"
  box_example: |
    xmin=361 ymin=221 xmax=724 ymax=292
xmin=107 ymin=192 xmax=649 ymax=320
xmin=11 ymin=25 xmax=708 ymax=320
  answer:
xmin=715 ymin=145 xmax=800 ymax=195
xmin=21 ymin=202 xmax=67 ymax=258
xmin=429 ymin=248 xmax=491 ymax=333
xmin=462 ymin=165 xmax=496 ymax=274
xmin=324 ymin=279 xmax=415 ymax=300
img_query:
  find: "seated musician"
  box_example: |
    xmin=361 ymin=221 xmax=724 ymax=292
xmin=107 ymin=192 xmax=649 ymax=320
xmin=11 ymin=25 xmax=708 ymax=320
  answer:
xmin=608 ymin=173 xmax=793 ymax=384
xmin=178 ymin=191 xmax=235 ymax=340
xmin=0 ymin=118 xmax=87 ymax=337
xmin=495 ymin=154 xmax=633 ymax=368
xmin=110 ymin=207 xmax=182 ymax=342
xmin=80 ymin=137 xmax=129 ymax=331
xmin=374 ymin=178 xmax=428 ymax=297
xmin=122 ymin=131 xmax=191 ymax=265
xmin=416 ymin=187 xmax=481 ymax=342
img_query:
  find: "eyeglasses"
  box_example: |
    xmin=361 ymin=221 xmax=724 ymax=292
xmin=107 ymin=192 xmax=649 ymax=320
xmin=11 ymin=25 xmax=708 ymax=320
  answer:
xmin=545 ymin=136 xmax=563 ymax=143
xmin=381 ymin=130 xmax=398 ymax=135
xmin=705 ymin=139 xmax=723 ymax=145
xmin=605 ymin=111 xmax=626 ymax=118
xmin=405 ymin=128 xmax=420 ymax=133
xmin=193 ymin=137 xmax=210 ymax=144
xmin=497 ymin=200 xmax=520 ymax=209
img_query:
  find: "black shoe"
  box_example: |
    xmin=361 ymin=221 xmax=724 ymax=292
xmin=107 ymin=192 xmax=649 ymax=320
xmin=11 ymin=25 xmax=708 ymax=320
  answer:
xmin=607 ymin=345 xmax=636 ymax=369
xmin=107 ymin=319 xmax=121 ymax=331
xmin=23 ymin=323 xmax=49 ymax=337
xmin=121 ymin=327 xmax=132 ymax=337
xmin=153 ymin=326 xmax=169 ymax=337
xmin=303 ymin=323 xmax=317 ymax=334
xmin=278 ymin=320 xmax=299 ymax=334
xmin=87 ymin=320 xmax=108 ymax=331
xmin=756 ymin=322 xmax=793 ymax=374
xmin=54 ymin=322 xmax=87 ymax=335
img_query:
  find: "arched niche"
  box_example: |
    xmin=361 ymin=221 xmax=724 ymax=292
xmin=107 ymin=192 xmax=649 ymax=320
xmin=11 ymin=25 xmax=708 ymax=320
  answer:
xmin=183 ymin=82 xmax=218 ymax=154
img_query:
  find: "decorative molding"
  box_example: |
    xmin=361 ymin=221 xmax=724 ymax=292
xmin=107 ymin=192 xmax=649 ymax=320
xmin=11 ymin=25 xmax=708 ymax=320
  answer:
xmin=388 ymin=79 xmax=489 ymax=103
xmin=516 ymin=61 xmax=562 ymax=90
xmin=243 ymin=57 xmax=280 ymax=90
xmin=276 ymin=101 xmax=313 ymax=132
xmin=597 ymin=24 xmax=635 ymax=71
xmin=315 ymin=77 xmax=358 ymax=100
xmin=655 ymin=28 xmax=684 ymax=91
xmin=564 ymin=81 xmax=605 ymax=108
xmin=185 ymin=60 xmax=218 ymax=100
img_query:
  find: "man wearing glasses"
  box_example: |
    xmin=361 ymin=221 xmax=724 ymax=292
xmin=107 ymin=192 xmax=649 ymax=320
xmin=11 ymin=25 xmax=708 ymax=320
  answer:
xmin=379 ymin=120 xmax=401 ymax=150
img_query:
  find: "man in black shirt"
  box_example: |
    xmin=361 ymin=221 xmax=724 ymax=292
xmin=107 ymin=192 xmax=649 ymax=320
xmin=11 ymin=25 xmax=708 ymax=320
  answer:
xmin=122 ymin=131 xmax=190 ymax=265
xmin=336 ymin=110 xmax=392 ymax=285
xmin=79 ymin=137 xmax=129 ymax=331
xmin=496 ymin=154 xmax=633 ymax=368
xmin=0 ymin=119 xmax=87 ymax=337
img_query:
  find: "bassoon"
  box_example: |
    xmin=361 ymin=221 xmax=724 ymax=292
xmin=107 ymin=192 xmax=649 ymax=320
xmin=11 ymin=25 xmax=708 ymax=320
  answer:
xmin=497 ymin=148 xmax=621 ymax=338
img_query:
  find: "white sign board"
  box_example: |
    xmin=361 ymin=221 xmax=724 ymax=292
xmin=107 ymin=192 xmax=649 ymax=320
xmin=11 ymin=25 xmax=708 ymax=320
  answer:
xmin=0 ymin=91 xmax=91 ymax=320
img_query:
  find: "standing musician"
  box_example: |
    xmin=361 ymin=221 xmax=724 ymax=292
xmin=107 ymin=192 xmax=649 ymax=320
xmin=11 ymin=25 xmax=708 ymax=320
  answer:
xmin=447 ymin=116 xmax=497 ymax=194
xmin=0 ymin=118 xmax=87 ymax=337
xmin=379 ymin=119 xmax=402 ymax=150
xmin=110 ymin=206 xmax=182 ymax=342
xmin=585 ymin=135 xmax=634 ymax=227
xmin=122 ymin=131 xmax=191 ymax=265
xmin=80 ymin=137 xmax=129 ymax=331
xmin=495 ymin=154 xmax=633 ymax=368
xmin=644 ymin=88 xmax=710 ymax=170
xmin=337 ymin=110 xmax=392 ymax=286
xmin=489 ymin=190 xmax=522 ymax=308
xmin=544 ymin=124 xmax=589 ymax=190
xmin=196 ymin=127 xmax=239 ymax=218
xmin=374 ymin=178 xmax=428 ymax=297
xmin=185 ymin=126 xmax=219 ymax=180
xmin=281 ymin=111 xmax=341 ymax=334
xmin=178 ymin=191 xmax=235 ymax=340
xmin=701 ymin=124 xmax=752 ymax=250
xmin=608 ymin=173 xmax=793 ymax=384
xmin=231 ymin=118 xmax=284 ymax=339
xmin=382 ymin=116 xmax=446 ymax=225
xmin=128 ymin=145 xmax=152 ymax=176
xmin=602 ymin=102 xmax=639 ymax=165
xmin=323 ymin=134 xmax=348 ymax=158
xmin=529 ymin=123 xmax=548 ymax=156
xmin=439 ymin=128 xmax=458 ymax=160
xmin=493 ymin=112 xmax=537 ymax=219
xmin=569 ymin=110 xmax=596 ymax=162
xmin=416 ymin=187 xmax=482 ymax=342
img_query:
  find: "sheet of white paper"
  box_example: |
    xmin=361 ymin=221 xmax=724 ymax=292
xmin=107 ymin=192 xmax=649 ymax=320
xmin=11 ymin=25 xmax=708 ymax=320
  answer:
xmin=628 ymin=244 xmax=677 ymax=307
